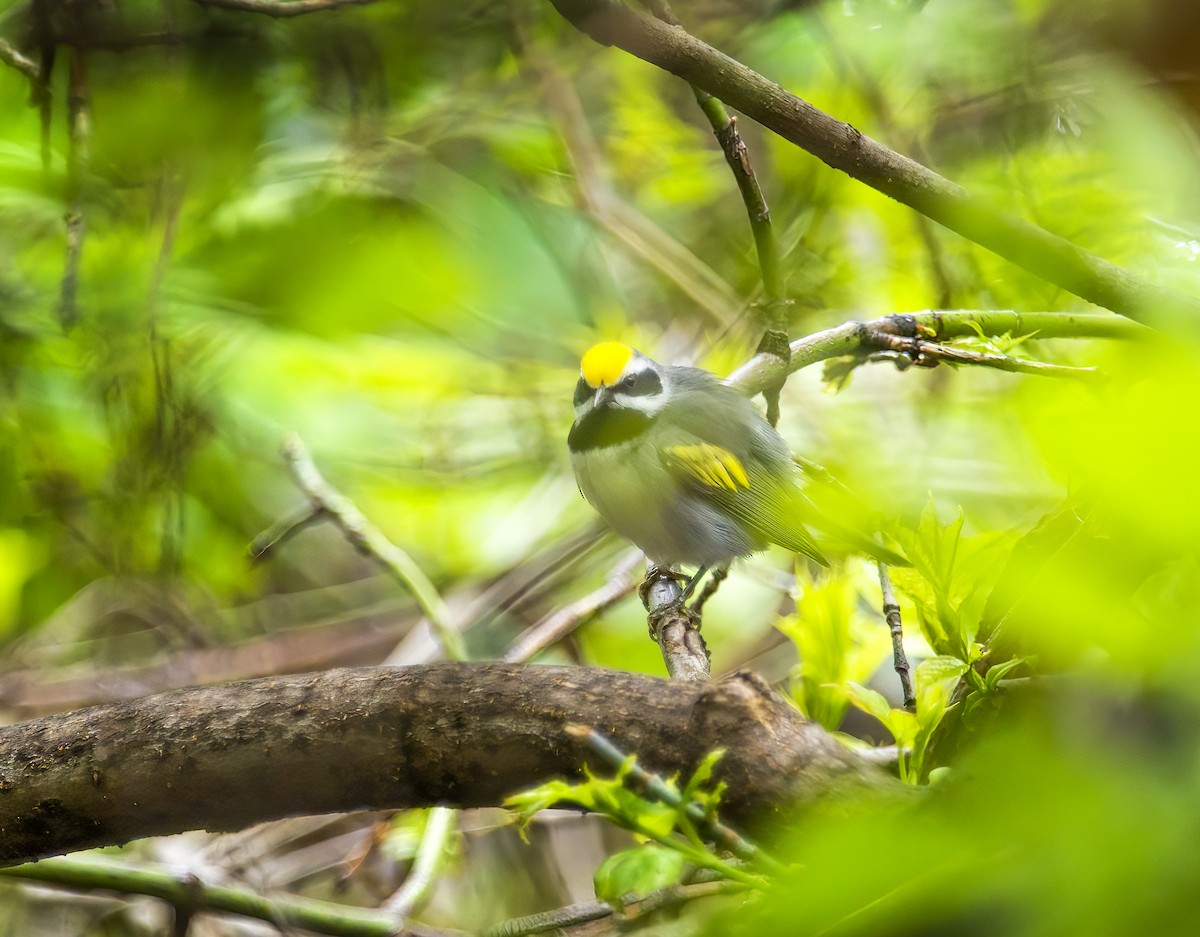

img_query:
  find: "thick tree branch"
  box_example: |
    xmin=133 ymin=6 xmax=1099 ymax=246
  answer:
xmin=0 ymin=664 xmax=886 ymax=866
xmin=545 ymin=0 xmax=1199 ymax=324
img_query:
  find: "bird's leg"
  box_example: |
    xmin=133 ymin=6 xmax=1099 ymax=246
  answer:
xmin=679 ymin=565 xmax=709 ymax=603
xmin=689 ymin=565 xmax=728 ymax=614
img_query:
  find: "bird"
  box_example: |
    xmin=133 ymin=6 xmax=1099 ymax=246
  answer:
xmin=568 ymin=341 xmax=905 ymax=595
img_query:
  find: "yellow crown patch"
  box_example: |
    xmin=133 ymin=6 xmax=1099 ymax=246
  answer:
xmin=580 ymin=341 xmax=634 ymax=388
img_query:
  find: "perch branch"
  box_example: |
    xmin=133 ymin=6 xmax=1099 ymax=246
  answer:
xmin=545 ymin=0 xmax=1200 ymax=324
xmin=640 ymin=568 xmax=710 ymax=681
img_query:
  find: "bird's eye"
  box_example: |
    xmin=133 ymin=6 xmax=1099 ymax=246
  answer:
xmin=573 ymin=377 xmax=592 ymax=406
xmin=623 ymin=369 xmax=662 ymax=397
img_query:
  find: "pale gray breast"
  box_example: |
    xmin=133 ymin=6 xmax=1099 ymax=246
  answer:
xmin=571 ymin=437 xmax=760 ymax=567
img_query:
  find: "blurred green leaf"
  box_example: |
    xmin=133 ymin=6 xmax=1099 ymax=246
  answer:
xmin=594 ymin=844 xmax=687 ymax=906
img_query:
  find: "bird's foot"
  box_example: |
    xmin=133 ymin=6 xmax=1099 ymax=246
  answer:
xmin=646 ymin=596 xmax=702 ymax=643
xmin=637 ymin=566 xmax=689 ymax=609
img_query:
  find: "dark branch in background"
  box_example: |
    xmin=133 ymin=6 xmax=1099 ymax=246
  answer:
xmin=59 ymin=47 xmax=89 ymax=329
xmin=0 ymin=664 xmax=890 ymax=865
xmin=545 ymin=0 xmax=1200 ymax=324
xmin=639 ymin=0 xmax=791 ymax=425
xmin=191 ymin=0 xmax=375 ymax=18
xmin=878 ymin=563 xmax=915 ymax=713
xmin=29 ymin=0 xmax=54 ymax=167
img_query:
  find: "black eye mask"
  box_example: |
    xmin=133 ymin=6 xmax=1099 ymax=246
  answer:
xmin=620 ymin=369 xmax=663 ymax=397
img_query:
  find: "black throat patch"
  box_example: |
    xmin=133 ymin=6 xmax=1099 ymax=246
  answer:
xmin=568 ymin=406 xmax=654 ymax=451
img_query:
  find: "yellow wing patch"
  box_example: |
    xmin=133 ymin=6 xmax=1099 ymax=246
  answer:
xmin=666 ymin=443 xmax=750 ymax=492
xmin=581 ymin=342 xmax=634 ymax=388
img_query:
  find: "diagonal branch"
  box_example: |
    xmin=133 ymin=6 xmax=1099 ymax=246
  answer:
xmin=545 ymin=0 xmax=1200 ymax=324
xmin=277 ymin=434 xmax=466 ymax=661
xmin=0 ymin=38 xmax=39 ymax=82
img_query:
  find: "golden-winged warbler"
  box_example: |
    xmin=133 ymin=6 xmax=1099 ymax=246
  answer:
xmin=568 ymin=342 xmax=905 ymax=579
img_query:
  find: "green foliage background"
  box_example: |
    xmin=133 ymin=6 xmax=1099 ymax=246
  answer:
xmin=2 ymin=0 xmax=1200 ymax=932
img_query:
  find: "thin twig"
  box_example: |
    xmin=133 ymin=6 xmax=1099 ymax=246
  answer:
xmin=878 ymin=563 xmax=915 ymax=713
xmin=566 ymin=724 xmax=783 ymax=873
xmin=640 ymin=0 xmax=782 ymax=300
xmin=483 ymin=880 xmax=745 ymax=937
xmin=280 ymin=433 xmax=466 ymax=661
xmin=502 ymin=549 xmax=642 ymax=663
xmin=247 ymin=504 xmax=323 ymax=563
xmin=484 ymin=901 xmax=611 ymax=937
xmin=381 ymin=806 xmax=457 ymax=925
xmin=0 ymin=857 xmax=459 ymax=937
xmin=725 ymin=310 xmax=1147 ymax=398
xmin=884 ymin=338 xmax=1102 ymax=380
